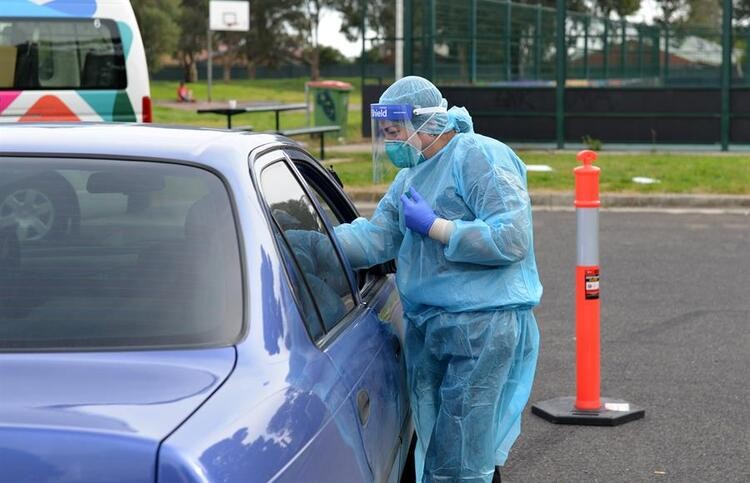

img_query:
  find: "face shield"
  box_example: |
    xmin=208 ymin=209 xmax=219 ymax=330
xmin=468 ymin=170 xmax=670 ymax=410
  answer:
xmin=370 ymin=103 xmax=447 ymax=182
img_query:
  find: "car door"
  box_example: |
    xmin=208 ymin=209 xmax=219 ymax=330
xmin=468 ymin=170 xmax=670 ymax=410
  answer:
xmin=254 ymin=147 xmax=407 ymax=483
xmin=286 ymin=149 xmax=409 ymax=483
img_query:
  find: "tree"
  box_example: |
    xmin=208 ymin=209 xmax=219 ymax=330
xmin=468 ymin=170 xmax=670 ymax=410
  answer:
xmin=216 ymin=31 xmax=246 ymax=81
xmin=686 ymin=0 xmax=721 ymax=28
xmin=319 ymin=45 xmax=351 ymax=65
xmin=176 ymin=0 xmax=208 ymax=82
xmin=288 ymin=0 xmax=339 ymax=80
xmin=130 ymin=0 xmax=180 ymax=72
xmin=654 ymin=0 xmax=691 ymax=24
xmin=595 ymin=0 xmax=642 ymax=18
xmin=243 ymin=0 xmax=301 ymax=79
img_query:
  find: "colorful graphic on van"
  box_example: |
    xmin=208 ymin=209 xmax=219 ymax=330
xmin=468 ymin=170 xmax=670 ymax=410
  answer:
xmin=20 ymin=95 xmax=80 ymax=121
xmin=0 ymin=91 xmax=137 ymax=122
xmin=0 ymin=91 xmax=21 ymax=112
xmin=117 ymin=21 xmax=133 ymax=58
xmin=5 ymin=1 xmax=98 ymax=18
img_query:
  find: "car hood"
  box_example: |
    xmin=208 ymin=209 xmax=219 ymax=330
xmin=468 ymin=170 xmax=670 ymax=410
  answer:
xmin=0 ymin=348 xmax=236 ymax=483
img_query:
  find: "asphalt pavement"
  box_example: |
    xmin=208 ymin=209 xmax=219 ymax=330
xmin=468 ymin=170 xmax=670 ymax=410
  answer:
xmin=352 ymin=202 xmax=749 ymax=482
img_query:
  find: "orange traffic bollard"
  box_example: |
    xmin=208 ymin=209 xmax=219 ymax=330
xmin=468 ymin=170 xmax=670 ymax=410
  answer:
xmin=574 ymin=149 xmax=601 ymax=411
xmin=531 ymin=150 xmax=645 ymax=426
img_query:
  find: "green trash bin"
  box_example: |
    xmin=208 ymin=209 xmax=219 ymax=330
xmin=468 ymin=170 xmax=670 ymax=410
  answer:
xmin=306 ymin=80 xmax=353 ymax=138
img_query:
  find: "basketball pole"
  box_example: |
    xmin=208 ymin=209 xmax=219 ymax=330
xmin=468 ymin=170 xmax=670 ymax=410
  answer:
xmin=207 ymin=25 xmax=213 ymax=103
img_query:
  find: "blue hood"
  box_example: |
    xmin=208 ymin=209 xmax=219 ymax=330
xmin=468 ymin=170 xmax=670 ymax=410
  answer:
xmin=0 ymin=349 xmax=235 ymax=483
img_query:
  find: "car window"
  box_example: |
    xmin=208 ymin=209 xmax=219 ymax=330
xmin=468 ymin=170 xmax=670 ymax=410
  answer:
xmin=270 ymin=222 xmax=326 ymax=342
xmin=0 ymin=158 xmax=243 ymax=351
xmin=291 ymin=158 xmax=390 ymax=293
xmin=260 ymin=161 xmax=355 ymax=334
xmin=0 ymin=18 xmax=126 ymax=90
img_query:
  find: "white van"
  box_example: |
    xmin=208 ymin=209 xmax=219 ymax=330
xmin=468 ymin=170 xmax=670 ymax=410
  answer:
xmin=0 ymin=0 xmax=151 ymax=122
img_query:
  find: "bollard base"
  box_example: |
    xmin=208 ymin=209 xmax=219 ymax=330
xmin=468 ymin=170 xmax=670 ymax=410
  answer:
xmin=531 ymin=396 xmax=645 ymax=426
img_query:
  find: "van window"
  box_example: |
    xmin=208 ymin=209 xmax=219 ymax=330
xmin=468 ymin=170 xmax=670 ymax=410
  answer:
xmin=0 ymin=18 xmax=126 ymax=90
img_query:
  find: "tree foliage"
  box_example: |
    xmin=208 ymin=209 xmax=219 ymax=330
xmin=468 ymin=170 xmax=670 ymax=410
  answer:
xmin=654 ymin=0 xmax=691 ymax=24
xmin=243 ymin=0 xmax=301 ymax=78
xmin=130 ymin=0 xmax=180 ymax=72
xmin=594 ymin=0 xmax=642 ymax=18
xmin=176 ymin=0 xmax=208 ymax=82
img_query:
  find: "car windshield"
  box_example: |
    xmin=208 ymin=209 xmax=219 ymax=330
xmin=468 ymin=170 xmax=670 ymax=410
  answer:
xmin=0 ymin=157 xmax=243 ymax=351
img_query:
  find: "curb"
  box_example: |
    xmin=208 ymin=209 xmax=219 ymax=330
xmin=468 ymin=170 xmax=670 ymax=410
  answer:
xmin=344 ymin=189 xmax=750 ymax=209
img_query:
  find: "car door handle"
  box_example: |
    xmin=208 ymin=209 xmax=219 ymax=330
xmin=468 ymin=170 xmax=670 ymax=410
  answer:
xmin=357 ymin=389 xmax=370 ymax=426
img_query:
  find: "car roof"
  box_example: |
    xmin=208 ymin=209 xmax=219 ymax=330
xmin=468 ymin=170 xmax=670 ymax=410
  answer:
xmin=0 ymin=123 xmax=289 ymax=170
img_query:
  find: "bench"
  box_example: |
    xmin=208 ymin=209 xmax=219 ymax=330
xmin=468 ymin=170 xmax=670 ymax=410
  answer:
xmin=276 ymin=125 xmax=341 ymax=159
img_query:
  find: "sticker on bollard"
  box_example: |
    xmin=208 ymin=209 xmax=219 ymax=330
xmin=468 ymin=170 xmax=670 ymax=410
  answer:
xmin=585 ymin=268 xmax=599 ymax=299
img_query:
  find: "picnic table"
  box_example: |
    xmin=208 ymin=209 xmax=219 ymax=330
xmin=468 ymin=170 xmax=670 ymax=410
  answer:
xmin=196 ymin=102 xmax=308 ymax=130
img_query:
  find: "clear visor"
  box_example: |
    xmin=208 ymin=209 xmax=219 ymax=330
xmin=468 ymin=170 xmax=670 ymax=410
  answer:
xmin=370 ymin=104 xmax=446 ymax=182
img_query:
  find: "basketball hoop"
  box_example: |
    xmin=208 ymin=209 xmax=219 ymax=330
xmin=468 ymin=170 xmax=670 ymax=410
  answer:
xmin=222 ymin=12 xmax=237 ymax=29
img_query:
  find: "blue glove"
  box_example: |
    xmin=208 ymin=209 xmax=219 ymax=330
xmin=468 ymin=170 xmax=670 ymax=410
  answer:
xmin=400 ymin=186 xmax=437 ymax=236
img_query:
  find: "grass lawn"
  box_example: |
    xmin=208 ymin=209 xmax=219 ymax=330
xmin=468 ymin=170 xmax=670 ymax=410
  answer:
xmin=328 ymin=150 xmax=750 ymax=194
xmin=151 ymin=78 xmax=365 ymax=140
xmin=152 ymin=79 xmax=750 ymax=194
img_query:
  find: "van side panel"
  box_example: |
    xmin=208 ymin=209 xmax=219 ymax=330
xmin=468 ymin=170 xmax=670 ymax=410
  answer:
xmin=0 ymin=0 xmax=149 ymax=122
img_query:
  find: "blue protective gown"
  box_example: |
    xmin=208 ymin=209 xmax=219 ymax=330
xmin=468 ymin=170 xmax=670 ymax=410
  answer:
xmin=334 ymin=124 xmax=542 ymax=482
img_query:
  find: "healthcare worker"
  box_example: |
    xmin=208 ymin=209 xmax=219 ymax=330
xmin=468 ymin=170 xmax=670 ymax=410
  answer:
xmin=332 ymin=76 xmax=542 ymax=483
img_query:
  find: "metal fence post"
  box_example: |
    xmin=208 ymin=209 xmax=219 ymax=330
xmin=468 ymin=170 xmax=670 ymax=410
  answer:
xmin=603 ymin=20 xmax=609 ymax=79
xmin=404 ymin=0 xmax=413 ymax=76
xmin=652 ymin=27 xmax=660 ymax=78
xmin=583 ymin=16 xmax=590 ymax=79
xmin=470 ymin=0 xmax=477 ymax=83
xmin=535 ymin=5 xmax=543 ymax=80
xmin=505 ymin=1 xmax=512 ymax=81
xmin=556 ymin=0 xmax=566 ymax=148
xmin=422 ymin=0 xmax=435 ymax=80
xmin=620 ymin=20 xmax=626 ymax=78
xmin=360 ymin=0 xmax=366 ymax=85
xmin=721 ymin=0 xmax=732 ymax=151
xmin=637 ymin=25 xmax=643 ymax=78
xmin=664 ymin=25 xmax=670 ymax=83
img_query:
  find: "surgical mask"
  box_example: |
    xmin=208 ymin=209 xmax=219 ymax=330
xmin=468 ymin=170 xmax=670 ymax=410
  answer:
xmin=385 ymin=140 xmax=424 ymax=168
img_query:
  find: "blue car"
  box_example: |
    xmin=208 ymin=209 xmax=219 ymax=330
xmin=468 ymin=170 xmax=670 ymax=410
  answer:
xmin=0 ymin=124 xmax=412 ymax=483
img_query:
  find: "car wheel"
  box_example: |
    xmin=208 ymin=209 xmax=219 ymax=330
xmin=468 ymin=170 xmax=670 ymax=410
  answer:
xmin=0 ymin=174 xmax=79 ymax=242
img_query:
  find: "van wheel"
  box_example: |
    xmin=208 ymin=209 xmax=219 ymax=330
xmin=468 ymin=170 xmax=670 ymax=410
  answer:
xmin=0 ymin=174 xmax=79 ymax=242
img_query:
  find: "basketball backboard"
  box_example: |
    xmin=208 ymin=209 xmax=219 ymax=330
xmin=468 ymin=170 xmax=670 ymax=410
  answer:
xmin=209 ymin=0 xmax=249 ymax=32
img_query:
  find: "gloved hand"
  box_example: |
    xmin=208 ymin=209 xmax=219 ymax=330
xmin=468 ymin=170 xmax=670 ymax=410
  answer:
xmin=400 ymin=186 xmax=437 ymax=236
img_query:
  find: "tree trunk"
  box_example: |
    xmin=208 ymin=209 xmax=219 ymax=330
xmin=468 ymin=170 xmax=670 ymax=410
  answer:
xmin=310 ymin=47 xmax=320 ymax=80
xmin=223 ymin=56 xmax=232 ymax=81
xmin=183 ymin=58 xmax=198 ymax=83
xmin=247 ymin=63 xmax=257 ymax=79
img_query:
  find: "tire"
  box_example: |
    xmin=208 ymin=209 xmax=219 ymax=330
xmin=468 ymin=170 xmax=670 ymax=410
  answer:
xmin=0 ymin=173 xmax=80 ymax=242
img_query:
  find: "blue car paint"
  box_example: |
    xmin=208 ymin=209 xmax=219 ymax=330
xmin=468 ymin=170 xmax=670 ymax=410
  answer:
xmin=0 ymin=124 xmax=409 ymax=483
xmin=0 ymin=350 xmax=236 ymax=482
